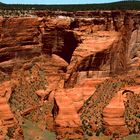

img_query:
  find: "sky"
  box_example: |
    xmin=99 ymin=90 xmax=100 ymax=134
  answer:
xmin=1 ymin=0 xmax=120 ymax=5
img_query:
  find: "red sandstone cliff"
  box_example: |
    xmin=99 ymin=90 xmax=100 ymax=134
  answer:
xmin=0 ymin=11 xmax=140 ymax=139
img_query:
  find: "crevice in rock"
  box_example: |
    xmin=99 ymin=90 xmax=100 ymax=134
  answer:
xmin=44 ymin=29 xmax=79 ymax=63
xmin=93 ymin=19 xmax=105 ymax=25
xmin=0 ymin=53 xmax=14 ymax=63
xmin=62 ymin=31 xmax=79 ymax=63
xmin=70 ymin=19 xmax=79 ymax=29
xmin=52 ymin=98 xmax=59 ymax=119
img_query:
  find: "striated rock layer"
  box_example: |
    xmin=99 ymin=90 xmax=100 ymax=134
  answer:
xmin=0 ymin=11 xmax=140 ymax=139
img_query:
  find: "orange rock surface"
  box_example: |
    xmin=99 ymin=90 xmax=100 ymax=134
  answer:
xmin=0 ymin=11 xmax=140 ymax=139
xmin=103 ymin=91 xmax=129 ymax=136
xmin=0 ymin=81 xmax=16 ymax=139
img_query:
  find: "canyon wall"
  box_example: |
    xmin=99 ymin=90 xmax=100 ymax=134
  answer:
xmin=0 ymin=11 xmax=140 ymax=77
xmin=0 ymin=11 xmax=140 ymax=139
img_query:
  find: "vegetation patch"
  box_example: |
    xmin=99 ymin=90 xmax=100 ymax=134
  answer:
xmin=124 ymin=92 xmax=140 ymax=134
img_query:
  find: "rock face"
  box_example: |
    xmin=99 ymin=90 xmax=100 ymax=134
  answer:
xmin=0 ymin=11 xmax=140 ymax=139
xmin=103 ymin=91 xmax=129 ymax=136
xmin=0 ymin=17 xmax=41 ymax=56
xmin=0 ymin=81 xmax=16 ymax=139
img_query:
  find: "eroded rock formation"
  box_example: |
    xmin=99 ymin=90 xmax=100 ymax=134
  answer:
xmin=0 ymin=11 xmax=140 ymax=139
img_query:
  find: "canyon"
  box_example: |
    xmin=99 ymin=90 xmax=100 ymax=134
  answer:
xmin=0 ymin=10 xmax=140 ymax=139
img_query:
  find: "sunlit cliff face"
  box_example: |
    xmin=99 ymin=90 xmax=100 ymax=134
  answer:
xmin=0 ymin=11 xmax=140 ymax=139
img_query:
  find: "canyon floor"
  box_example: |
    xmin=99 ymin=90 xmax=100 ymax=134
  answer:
xmin=0 ymin=10 xmax=140 ymax=140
